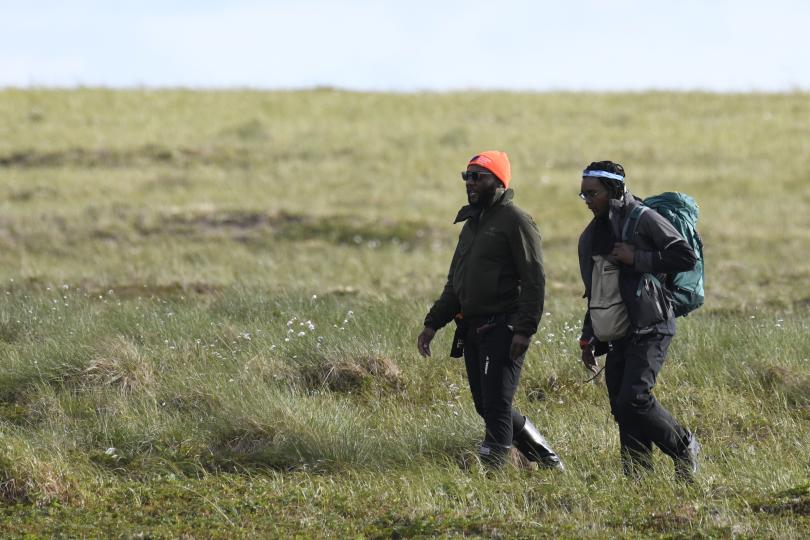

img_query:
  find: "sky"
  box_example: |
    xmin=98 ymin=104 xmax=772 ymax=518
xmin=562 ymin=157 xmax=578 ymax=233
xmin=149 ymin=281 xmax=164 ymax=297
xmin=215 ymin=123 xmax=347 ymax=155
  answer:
xmin=1 ymin=0 xmax=808 ymax=92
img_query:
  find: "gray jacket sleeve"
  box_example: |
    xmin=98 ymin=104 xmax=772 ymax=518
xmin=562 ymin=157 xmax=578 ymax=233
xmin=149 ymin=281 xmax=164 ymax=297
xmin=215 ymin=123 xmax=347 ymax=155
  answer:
xmin=632 ymin=211 xmax=697 ymax=274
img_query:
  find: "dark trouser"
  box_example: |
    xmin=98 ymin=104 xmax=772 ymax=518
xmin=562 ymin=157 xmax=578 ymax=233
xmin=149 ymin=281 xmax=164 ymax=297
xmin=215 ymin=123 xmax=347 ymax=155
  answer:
xmin=463 ymin=318 xmax=526 ymax=463
xmin=605 ymin=332 xmax=689 ymax=469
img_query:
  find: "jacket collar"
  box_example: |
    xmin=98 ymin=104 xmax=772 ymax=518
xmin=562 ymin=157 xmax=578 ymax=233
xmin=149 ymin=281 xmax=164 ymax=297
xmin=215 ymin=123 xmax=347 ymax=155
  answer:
xmin=607 ymin=190 xmax=641 ymax=239
xmin=453 ymin=188 xmax=514 ymax=223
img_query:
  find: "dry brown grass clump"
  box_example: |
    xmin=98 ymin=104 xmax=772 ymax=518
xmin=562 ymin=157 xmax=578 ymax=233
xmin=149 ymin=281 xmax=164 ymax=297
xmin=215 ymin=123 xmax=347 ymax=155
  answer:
xmin=303 ymin=354 xmax=404 ymax=394
xmin=758 ymin=363 xmax=809 ymax=406
xmin=84 ymin=335 xmax=154 ymax=393
xmin=0 ymin=455 xmax=80 ymax=506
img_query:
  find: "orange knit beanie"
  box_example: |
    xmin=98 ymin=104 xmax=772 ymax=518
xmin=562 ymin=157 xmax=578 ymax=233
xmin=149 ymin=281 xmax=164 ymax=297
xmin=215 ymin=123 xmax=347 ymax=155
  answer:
xmin=468 ymin=151 xmax=511 ymax=188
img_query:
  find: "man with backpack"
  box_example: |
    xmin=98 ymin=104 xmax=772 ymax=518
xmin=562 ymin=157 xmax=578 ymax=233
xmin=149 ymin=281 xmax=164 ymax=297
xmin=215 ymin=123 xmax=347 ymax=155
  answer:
xmin=417 ymin=151 xmax=563 ymax=470
xmin=577 ymin=160 xmax=701 ymax=482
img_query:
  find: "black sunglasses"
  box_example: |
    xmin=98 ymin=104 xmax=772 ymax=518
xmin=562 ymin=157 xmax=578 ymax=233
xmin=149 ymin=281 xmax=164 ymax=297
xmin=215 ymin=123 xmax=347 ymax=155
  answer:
xmin=461 ymin=170 xmax=494 ymax=182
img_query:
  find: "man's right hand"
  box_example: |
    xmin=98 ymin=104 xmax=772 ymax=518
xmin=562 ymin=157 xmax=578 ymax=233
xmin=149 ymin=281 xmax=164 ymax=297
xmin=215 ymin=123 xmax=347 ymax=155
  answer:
xmin=417 ymin=327 xmax=436 ymax=357
xmin=580 ymin=340 xmax=599 ymax=374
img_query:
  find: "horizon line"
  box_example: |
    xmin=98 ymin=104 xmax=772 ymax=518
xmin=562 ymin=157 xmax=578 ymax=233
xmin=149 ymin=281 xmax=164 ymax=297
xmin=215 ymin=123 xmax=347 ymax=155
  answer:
xmin=2 ymin=84 xmax=809 ymax=96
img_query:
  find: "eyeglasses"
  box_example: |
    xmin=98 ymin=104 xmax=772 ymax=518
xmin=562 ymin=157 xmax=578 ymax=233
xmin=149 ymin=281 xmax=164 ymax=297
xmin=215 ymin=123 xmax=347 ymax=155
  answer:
xmin=461 ymin=170 xmax=494 ymax=182
xmin=579 ymin=190 xmax=606 ymax=201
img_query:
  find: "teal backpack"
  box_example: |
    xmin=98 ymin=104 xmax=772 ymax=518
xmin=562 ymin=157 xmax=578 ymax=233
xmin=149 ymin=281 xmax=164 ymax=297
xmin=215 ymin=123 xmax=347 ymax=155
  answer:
xmin=622 ymin=192 xmax=705 ymax=317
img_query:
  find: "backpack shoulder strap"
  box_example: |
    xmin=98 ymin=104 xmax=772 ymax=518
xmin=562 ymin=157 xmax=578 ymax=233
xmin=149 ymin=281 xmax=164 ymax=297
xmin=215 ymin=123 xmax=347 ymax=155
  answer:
xmin=621 ymin=205 xmax=648 ymax=242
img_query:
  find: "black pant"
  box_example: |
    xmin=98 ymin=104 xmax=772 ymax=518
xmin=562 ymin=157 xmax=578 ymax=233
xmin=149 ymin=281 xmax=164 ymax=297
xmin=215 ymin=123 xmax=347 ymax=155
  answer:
xmin=463 ymin=319 xmax=525 ymax=454
xmin=605 ymin=332 xmax=688 ymax=462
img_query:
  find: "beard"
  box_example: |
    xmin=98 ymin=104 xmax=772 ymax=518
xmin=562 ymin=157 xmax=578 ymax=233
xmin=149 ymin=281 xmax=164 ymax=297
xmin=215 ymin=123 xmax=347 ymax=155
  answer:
xmin=467 ymin=184 xmax=499 ymax=208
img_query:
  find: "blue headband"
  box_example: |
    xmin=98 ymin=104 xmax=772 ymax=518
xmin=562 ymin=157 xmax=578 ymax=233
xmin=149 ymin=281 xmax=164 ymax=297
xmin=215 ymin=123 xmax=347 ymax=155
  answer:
xmin=583 ymin=170 xmax=625 ymax=182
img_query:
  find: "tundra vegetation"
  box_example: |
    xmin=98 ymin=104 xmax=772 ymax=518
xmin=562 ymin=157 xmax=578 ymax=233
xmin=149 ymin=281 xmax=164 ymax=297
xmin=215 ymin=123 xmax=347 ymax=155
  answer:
xmin=0 ymin=89 xmax=808 ymax=538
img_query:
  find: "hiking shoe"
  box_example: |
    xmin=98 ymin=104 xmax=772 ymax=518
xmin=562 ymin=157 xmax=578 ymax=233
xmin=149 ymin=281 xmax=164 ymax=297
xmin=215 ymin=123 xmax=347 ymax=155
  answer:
xmin=674 ymin=432 xmax=700 ymax=483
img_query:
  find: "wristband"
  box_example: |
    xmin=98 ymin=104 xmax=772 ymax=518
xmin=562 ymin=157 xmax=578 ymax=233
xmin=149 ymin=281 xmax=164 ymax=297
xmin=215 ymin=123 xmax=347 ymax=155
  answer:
xmin=579 ymin=337 xmax=594 ymax=350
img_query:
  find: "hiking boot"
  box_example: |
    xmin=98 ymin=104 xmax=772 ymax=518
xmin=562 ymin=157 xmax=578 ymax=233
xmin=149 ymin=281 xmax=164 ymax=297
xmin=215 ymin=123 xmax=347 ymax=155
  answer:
xmin=513 ymin=417 xmax=565 ymax=471
xmin=674 ymin=431 xmax=700 ymax=483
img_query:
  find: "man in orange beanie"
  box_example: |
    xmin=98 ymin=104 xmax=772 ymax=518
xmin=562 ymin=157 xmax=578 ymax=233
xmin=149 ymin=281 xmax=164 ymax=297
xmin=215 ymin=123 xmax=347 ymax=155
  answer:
xmin=417 ymin=151 xmax=563 ymax=470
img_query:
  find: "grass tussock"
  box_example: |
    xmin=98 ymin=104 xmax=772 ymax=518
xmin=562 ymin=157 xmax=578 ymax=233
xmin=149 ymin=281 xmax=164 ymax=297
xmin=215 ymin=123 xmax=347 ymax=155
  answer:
xmin=757 ymin=363 xmax=810 ymax=407
xmin=0 ymin=442 xmax=81 ymax=505
xmin=300 ymin=353 xmax=404 ymax=394
xmin=83 ymin=335 xmax=154 ymax=393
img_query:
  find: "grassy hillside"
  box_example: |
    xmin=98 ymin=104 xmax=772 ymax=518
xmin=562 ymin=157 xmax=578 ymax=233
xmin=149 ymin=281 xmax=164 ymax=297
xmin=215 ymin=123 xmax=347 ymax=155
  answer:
xmin=0 ymin=89 xmax=808 ymax=537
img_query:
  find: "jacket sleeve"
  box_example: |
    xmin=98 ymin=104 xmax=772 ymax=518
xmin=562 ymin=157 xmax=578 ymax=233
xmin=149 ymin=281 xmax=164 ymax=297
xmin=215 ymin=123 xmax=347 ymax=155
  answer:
xmin=581 ymin=310 xmax=595 ymax=341
xmin=509 ymin=212 xmax=545 ymax=337
xmin=423 ymin=239 xmax=462 ymax=331
xmin=632 ymin=211 xmax=697 ymax=274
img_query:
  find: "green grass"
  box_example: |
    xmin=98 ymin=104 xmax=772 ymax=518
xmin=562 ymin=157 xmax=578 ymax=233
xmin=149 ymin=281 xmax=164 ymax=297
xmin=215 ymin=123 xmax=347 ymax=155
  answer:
xmin=0 ymin=89 xmax=808 ymax=537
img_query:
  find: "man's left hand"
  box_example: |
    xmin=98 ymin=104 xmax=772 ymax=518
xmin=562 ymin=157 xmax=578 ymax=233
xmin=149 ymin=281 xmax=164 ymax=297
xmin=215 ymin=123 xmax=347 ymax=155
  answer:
xmin=612 ymin=242 xmax=635 ymax=265
xmin=510 ymin=333 xmax=530 ymax=361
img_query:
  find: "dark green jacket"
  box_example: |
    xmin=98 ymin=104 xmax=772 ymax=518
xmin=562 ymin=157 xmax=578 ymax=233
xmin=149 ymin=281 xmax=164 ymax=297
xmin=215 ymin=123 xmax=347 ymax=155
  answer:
xmin=424 ymin=189 xmax=545 ymax=337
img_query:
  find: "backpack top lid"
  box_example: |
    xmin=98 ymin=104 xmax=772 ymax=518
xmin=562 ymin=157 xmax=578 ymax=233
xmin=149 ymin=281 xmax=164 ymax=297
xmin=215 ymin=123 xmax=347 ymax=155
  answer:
xmin=643 ymin=192 xmax=699 ymax=228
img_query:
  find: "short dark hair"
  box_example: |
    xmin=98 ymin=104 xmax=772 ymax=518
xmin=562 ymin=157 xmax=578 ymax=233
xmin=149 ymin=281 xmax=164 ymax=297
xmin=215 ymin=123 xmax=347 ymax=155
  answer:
xmin=584 ymin=160 xmax=626 ymax=199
